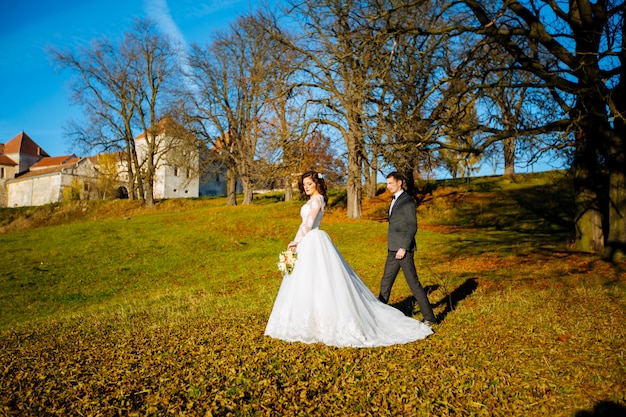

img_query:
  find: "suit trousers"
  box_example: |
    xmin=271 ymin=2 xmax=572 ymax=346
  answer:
xmin=379 ymin=250 xmax=436 ymax=322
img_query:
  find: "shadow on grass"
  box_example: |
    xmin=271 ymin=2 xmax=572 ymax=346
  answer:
xmin=390 ymin=297 xmax=422 ymax=317
xmin=434 ymin=278 xmax=478 ymax=323
xmin=420 ymin=175 xmax=577 ymax=258
xmin=442 ymin=229 xmax=574 ymax=259
xmin=390 ymin=278 xmax=478 ymax=323
xmin=575 ymin=401 xmax=626 ymax=417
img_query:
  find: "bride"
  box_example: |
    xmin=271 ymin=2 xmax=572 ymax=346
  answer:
xmin=265 ymin=171 xmax=433 ymax=348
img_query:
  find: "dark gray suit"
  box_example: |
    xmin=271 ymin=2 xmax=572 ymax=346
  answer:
xmin=379 ymin=191 xmax=436 ymax=323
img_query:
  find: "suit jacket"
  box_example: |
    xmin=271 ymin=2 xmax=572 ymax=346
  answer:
xmin=387 ymin=191 xmax=418 ymax=252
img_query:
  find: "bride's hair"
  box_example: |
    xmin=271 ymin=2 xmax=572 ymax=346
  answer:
xmin=300 ymin=170 xmax=328 ymax=204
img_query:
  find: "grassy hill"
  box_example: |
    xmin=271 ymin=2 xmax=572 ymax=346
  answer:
xmin=0 ymin=171 xmax=624 ymax=416
xmin=1 ymin=170 xmax=573 ymax=235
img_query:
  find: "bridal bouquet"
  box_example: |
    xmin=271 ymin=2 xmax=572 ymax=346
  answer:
xmin=277 ymin=250 xmax=297 ymax=275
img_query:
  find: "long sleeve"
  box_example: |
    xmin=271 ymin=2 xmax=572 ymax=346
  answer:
xmin=293 ymin=195 xmax=324 ymax=243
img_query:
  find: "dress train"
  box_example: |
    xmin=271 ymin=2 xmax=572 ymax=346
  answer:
xmin=265 ymin=228 xmax=433 ymax=348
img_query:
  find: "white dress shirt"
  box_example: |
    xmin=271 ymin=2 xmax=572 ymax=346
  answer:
xmin=389 ymin=190 xmax=404 ymax=215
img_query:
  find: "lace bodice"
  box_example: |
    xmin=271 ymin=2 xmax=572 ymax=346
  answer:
xmin=293 ymin=194 xmax=325 ymax=243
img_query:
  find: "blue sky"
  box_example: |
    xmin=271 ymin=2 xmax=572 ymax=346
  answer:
xmin=0 ymin=0 xmax=264 ymax=157
xmin=1 ymin=0 xmax=562 ymax=176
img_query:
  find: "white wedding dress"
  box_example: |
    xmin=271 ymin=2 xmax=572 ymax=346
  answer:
xmin=265 ymin=194 xmax=433 ymax=348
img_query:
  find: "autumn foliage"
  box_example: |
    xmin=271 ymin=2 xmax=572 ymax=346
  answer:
xmin=1 ymin=172 xmax=625 ymax=416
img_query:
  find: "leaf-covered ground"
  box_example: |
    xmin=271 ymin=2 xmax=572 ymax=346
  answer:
xmin=2 ymin=250 xmax=624 ymax=416
xmin=1 ymin=174 xmax=626 ymax=416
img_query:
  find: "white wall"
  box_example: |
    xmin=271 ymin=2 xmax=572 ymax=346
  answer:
xmin=159 ymin=165 xmax=199 ymax=199
xmin=136 ymin=132 xmax=201 ymax=200
xmin=7 ymin=174 xmax=63 ymax=207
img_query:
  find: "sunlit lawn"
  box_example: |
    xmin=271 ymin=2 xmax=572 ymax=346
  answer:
xmin=1 ymin=174 xmax=625 ymax=416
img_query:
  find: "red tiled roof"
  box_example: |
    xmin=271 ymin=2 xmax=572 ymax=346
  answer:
xmin=14 ymin=166 xmax=68 ymax=179
xmin=13 ymin=156 xmax=82 ymax=179
xmin=29 ymin=155 xmax=79 ymax=170
xmin=134 ymin=117 xmax=191 ymax=141
xmin=3 ymin=132 xmax=50 ymax=157
xmin=0 ymin=155 xmax=17 ymax=165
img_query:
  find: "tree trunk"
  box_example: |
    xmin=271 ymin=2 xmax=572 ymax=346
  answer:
xmin=125 ymin=146 xmax=137 ymax=201
xmin=402 ymin=166 xmax=416 ymax=197
xmin=284 ymin=175 xmax=293 ymax=201
xmin=363 ymin=156 xmax=378 ymax=199
xmin=371 ymin=156 xmax=379 ymax=196
xmin=602 ymin=105 xmax=626 ymax=259
xmin=363 ymin=162 xmax=377 ymax=200
xmin=226 ymin=161 xmax=237 ymax=206
xmin=242 ymin=183 xmax=254 ymax=205
xmin=144 ymin=175 xmax=154 ymax=208
xmin=574 ymin=186 xmax=604 ymax=252
xmin=345 ymin=130 xmax=363 ymax=219
xmin=572 ymin=132 xmax=604 ymax=253
xmin=128 ymin=140 xmax=145 ymax=204
xmin=503 ymin=137 xmax=515 ymax=178
xmin=604 ymin=168 xmax=626 ymax=259
xmin=144 ymin=150 xmax=155 ymax=209
xmin=239 ymin=161 xmax=254 ymax=205
xmin=601 ymin=73 xmax=626 ymax=260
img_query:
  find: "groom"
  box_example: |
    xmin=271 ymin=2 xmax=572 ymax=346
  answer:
xmin=378 ymin=172 xmax=437 ymax=326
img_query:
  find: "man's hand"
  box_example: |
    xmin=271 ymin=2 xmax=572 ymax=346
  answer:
xmin=395 ymin=248 xmax=406 ymax=259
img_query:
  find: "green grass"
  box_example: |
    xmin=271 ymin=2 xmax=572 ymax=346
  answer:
xmin=1 ymin=172 xmax=625 ymax=416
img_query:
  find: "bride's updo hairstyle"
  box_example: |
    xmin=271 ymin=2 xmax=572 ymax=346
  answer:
xmin=300 ymin=170 xmax=328 ymax=204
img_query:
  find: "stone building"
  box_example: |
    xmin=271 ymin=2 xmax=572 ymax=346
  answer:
xmin=1 ymin=130 xmax=234 ymax=207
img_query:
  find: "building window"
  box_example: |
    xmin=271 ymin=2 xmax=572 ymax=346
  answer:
xmin=0 ymin=167 xmax=4 ymax=179
xmin=173 ymin=166 xmax=179 ymax=176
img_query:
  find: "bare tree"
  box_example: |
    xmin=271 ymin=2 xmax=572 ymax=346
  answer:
xmin=261 ymin=92 xmax=309 ymax=201
xmin=256 ymin=28 xmax=310 ymax=202
xmin=267 ymin=92 xmax=307 ymax=201
xmin=366 ymin=0 xmax=464 ymax=195
xmin=438 ymin=99 xmax=483 ymax=179
xmin=458 ymin=35 xmax=565 ymax=179
xmin=129 ymin=20 xmax=183 ymax=208
xmin=480 ymin=61 xmax=532 ymax=178
xmin=186 ymin=14 xmax=281 ymax=205
xmin=50 ymin=19 xmax=185 ymax=207
xmin=453 ymin=0 xmax=625 ymax=258
xmin=261 ymin=0 xmax=394 ymax=218
xmin=50 ymin=31 xmax=143 ymax=202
